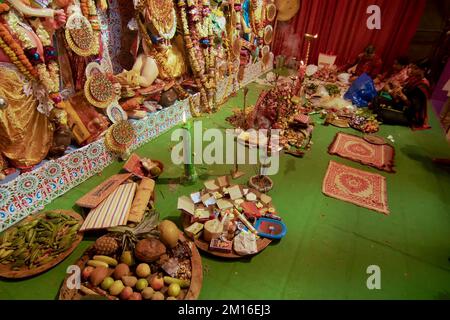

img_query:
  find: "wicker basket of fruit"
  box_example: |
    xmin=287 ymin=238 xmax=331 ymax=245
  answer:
xmin=58 ymin=212 xmax=202 ymax=300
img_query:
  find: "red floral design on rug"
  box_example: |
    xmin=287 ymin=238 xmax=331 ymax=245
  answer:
xmin=322 ymin=161 xmax=390 ymax=215
xmin=328 ymin=132 xmax=395 ymax=173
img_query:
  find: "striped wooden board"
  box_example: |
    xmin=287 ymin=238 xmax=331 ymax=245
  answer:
xmin=80 ymin=182 xmax=137 ymax=231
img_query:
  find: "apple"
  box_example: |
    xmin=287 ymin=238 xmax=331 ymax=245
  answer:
xmin=136 ymin=263 xmax=151 ymax=278
xmin=142 ymin=287 xmax=154 ymax=300
xmin=150 ymin=275 xmax=164 ymax=291
xmin=151 ymin=292 xmax=165 ymax=300
xmin=82 ymin=266 xmax=95 ymax=280
xmin=100 ymin=277 xmax=115 ymax=290
xmin=129 ymin=292 xmax=142 ymax=300
xmin=167 ymin=283 xmax=181 ymax=297
xmin=120 ymin=286 xmax=134 ymax=300
xmin=135 ymin=278 xmax=148 ymax=291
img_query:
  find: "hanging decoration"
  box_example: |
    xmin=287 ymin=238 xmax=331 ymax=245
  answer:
xmin=65 ymin=1 xmax=100 ymax=57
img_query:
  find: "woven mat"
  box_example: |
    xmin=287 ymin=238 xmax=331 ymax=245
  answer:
xmin=323 ymin=161 xmax=389 ymax=215
xmin=328 ymin=132 xmax=395 ymax=173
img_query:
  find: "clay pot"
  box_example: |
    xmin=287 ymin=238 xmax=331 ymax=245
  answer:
xmin=159 ymin=89 xmax=178 ymax=108
xmin=248 ymin=175 xmax=273 ymax=193
xmin=134 ymin=238 xmax=166 ymax=263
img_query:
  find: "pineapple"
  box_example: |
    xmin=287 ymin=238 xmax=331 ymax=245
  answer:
xmin=94 ymin=235 xmax=119 ymax=256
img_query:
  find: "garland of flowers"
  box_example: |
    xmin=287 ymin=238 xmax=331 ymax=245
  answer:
xmin=216 ymin=36 xmax=236 ymax=106
xmin=4 ymin=10 xmax=61 ymax=104
xmin=31 ymin=18 xmax=60 ymax=96
xmin=178 ymin=0 xmax=218 ymax=113
xmin=0 ymin=2 xmax=9 ymax=14
xmin=204 ymin=1 xmax=217 ymax=95
xmin=250 ymin=0 xmax=263 ymax=39
xmin=0 ymin=22 xmax=37 ymax=80
xmin=198 ymin=0 xmax=217 ymax=109
xmin=176 ymin=0 xmax=209 ymax=113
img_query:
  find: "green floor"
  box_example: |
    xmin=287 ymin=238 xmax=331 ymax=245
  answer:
xmin=1 ymin=82 xmax=450 ymax=300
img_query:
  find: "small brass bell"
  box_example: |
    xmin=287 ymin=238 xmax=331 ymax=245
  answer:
xmin=0 ymin=96 xmax=7 ymax=110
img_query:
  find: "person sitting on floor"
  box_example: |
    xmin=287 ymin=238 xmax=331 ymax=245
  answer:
xmin=374 ymin=62 xmax=431 ymax=129
xmin=403 ymin=62 xmax=432 ymax=129
xmin=345 ymin=45 xmax=383 ymax=81
xmin=374 ymin=57 xmax=410 ymax=91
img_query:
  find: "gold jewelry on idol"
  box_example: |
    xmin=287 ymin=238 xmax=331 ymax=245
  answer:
xmin=65 ymin=11 xmax=99 ymax=57
xmin=263 ymin=24 xmax=273 ymax=45
xmin=84 ymin=72 xmax=116 ymax=109
xmin=104 ymin=120 xmax=135 ymax=155
xmin=144 ymin=0 xmax=177 ymax=40
xmin=266 ymin=2 xmax=277 ymax=22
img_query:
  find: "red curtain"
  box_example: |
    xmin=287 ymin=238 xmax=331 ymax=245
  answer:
xmin=272 ymin=0 xmax=427 ymax=69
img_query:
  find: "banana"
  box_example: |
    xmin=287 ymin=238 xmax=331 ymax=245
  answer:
xmin=163 ymin=276 xmax=190 ymax=288
xmin=87 ymin=260 xmax=109 ymax=268
xmin=93 ymin=255 xmax=118 ymax=267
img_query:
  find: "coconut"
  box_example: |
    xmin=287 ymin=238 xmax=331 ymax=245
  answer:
xmin=134 ymin=238 xmax=166 ymax=262
xmin=158 ymin=220 xmax=180 ymax=248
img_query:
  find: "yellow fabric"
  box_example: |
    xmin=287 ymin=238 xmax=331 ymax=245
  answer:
xmin=0 ymin=65 xmax=53 ymax=167
xmin=158 ymin=39 xmax=187 ymax=79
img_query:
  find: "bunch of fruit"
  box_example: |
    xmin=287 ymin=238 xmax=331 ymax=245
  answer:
xmin=76 ymin=220 xmax=193 ymax=300
xmin=82 ymin=256 xmax=188 ymax=300
xmin=349 ymin=115 xmax=379 ymax=133
xmin=0 ymin=212 xmax=80 ymax=270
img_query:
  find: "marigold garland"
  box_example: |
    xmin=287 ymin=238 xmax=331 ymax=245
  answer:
xmin=250 ymin=0 xmax=263 ymax=39
xmin=0 ymin=23 xmax=37 ymax=79
xmin=177 ymin=0 xmax=216 ymax=113
xmin=3 ymin=10 xmax=61 ymax=104
xmin=0 ymin=3 xmax=10 ymax=14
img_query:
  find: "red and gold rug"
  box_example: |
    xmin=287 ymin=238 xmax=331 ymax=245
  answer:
xmin=328 ymin=132 xmax=395 ymax=173
xmin=322 ymin=161 xmax=390 ymax=215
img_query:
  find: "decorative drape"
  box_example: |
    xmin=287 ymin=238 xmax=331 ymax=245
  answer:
xmin=272 ymin=0 xmax=427 ymax=69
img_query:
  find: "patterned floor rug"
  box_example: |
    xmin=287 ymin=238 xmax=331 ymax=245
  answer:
xmin=322 ymin=161 xmax=390 ymax=215
xmin=328 ymin=132 xmax=395 ymax=173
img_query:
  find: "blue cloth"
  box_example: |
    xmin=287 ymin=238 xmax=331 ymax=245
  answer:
xmin=344 ymin=73 xmax=378 ymax=107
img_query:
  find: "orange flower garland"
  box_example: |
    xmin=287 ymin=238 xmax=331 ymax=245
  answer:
xmin=177 ymin=0 xmax=215 ymax=113
xmin=0 ymin=3 xmax=10 ymax=14
xmin=0 ymin=23 xmax=37 ymax=80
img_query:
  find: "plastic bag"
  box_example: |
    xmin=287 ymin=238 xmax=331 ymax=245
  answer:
xmin=344 ymin=73 xmax=377 ymax=107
